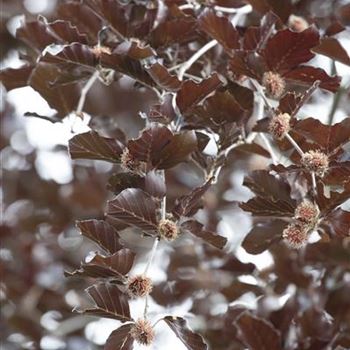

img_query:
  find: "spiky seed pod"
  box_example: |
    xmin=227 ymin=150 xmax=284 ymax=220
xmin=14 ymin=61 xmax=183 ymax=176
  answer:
xmin=130 ymin=319 xmax=155 ymax=346
xmin=288 ymin=14 xmax=309 ymax=32
xmin=158 ymin=219 xmax=178 ymax=241
xmin=120 ymin=148 xmax=142 ymax=173
xmin=268 ymin=113 xmax=291 ymax=140
xmin=91 ymin=45 xmax=111 ymax=59
xmin=301 ymin=150 xmax=329 ymax=177
xmin=127 ymin=275 xmax=153 ymax=298
xmin=262 ymin=71 xmax=286 ymax=98
xmin=295 ymin=200 xmax=319 ymax=226
xmin=282 ymin=223 xmax=309 ymax=249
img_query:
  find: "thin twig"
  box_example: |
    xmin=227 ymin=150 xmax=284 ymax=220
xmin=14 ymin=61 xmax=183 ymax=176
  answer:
xmin=285 ymin=133 xmax=304 ymax=156
xmin=250 ymin=78 xmax=273 ymax=110
xmin=178 ymin=39 xmax=217 ymax=80
xmin=76 ymin=70 xmax=99 ymax=115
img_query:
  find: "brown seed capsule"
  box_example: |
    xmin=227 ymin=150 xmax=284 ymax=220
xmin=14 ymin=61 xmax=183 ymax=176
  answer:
xmin=288 ymin=14 xmax=309 ymax=32
xmin=91 ymin=45 xmax=111 ymax=59
xmin=130 ymin=319 xmax=155 ymax=346
xmin=158 ymin=219 xmax=178 ymax=241
xmin=295 ymin=200 xmax=319 ymax=225
xmin=127 ymin=275 xmax=153 ymax=298
xmin=301 ymin=150 xmax=329 ymax=177
xmin=268 ymin=113 xmax=291 ymax=140
xmin=282 ymin=223 xmax=309 ymax=249
xmin=120 ymin=148 xmax=141 ymax=173
xmin=262 ymin=71 xmax=286 ymax=98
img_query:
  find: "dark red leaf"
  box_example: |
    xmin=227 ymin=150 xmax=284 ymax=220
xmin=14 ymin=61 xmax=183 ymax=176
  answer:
xmin=312 ymin=37 xmax=350 ymax=66
xmin=284 ymin=65 xmax=341 ymax=93
xmin=150 ymin=18 xmax=197 ymax=48
xmin=293 ymin=117 xmax=350 ymax=154
xmin=65 ymin=249 xmax=135 ymax=279
xmin=176 ymin=74 xmax=224 ymax=114
xmin=181 ymin=220 xmax=227 ymax=250
xmin=263 ymin=27 xmax=319 ymax=72
xmin=107 ymin=173 xmax=145 ymax=195
xmin=229 ymin=51 xmax=263 ymax=80
xmin=146 ymin=63 xmax=182 ymax=91
xmin=235 ymin=312 xmax=283 ymax=350
xmin=127 ymin=124 xmax=173 ymax=165
xmin=41 ymin=43 xmax=96 ymax=69
xmin=243 ymin=11 xmax=278 ymax=51
xmin=29 ymin=64 xmax=79 ymax=117
xmin=106 ymin=188 xmax=158 ymax=233
xmin=68 ymin=131 xmax=123 ymax=162
xmin=76 ymin=219 xmax=124 ymax=255
xmin=242 ymin=220 xmax=288 ymax=254
xmin=163 ymin=316 xmax=208 ymax=350
xmin=104 ymin=324 xmax=134 ymax=350
xmin=0 ymin=65 xmax=34 ymax=91
xmin=198 ymin=10 xmax=240 ymax=52
xmin=233 ymin=143 xmax=270 ymax=158
xmin=100 ymin=49 xmax=155 ymax=87
xmin=144 ymin=171 xmax=166 ymax=199
xmin=172 ymin=178 xmax=213 ymax=219
xmin=277 ymin=81 xmax=319 ymax=116
xmin=82 ymin=283 xmax=132 ymax=322
xmin=57 ymin=2 xmax=102 ymax=44
xmin=321 ymin=209 xmax=350 ymax=238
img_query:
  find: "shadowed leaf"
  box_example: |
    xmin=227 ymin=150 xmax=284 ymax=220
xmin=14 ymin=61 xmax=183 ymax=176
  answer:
xmin=107 ymin=173 xmax=145 ymax=194
xmin=313 ymin=37 xmax=350 ymax=66
xmin=69 ymin=131 xmax=123 ymax=162
xmin=104 ymin=324 xmax=134 ymax=350
xmin=106 ymin=189 xmax=158 ymax=233
xmin=163 ymin=316 xmax=208 ymax=350
xmin=0 ymin=65 xmax=34 ymax=91
xmin=77 ymin=219 xmax=124 ymax=254
xmin=65 ymin=249 xmax=135 ymax=279
xmin=284 ymin=65 xmax=340 ymax=92
xmin=263 ymin=27 xmax=319 ymax=72
xmin=235 ymin=312 xmax=282 ymax=350
xmin=82 ymin=283 xmax=132 ymax=321
xmin=242 ymin=220 xmax=288 ymax=254
xmin=172 ymin=178 xmax=213 ymax=219
xmin=198 ymin=10 xmax=240 ymax=52
xmin=146 ymin=63 xmax=182 ymax=91
xmin=176 ymin=74 xmax=224 ymax=114
xmin=182 ymin=220 xmax=227 ymax=249
xmin=29 ymin=64 xmax=79 ymax=117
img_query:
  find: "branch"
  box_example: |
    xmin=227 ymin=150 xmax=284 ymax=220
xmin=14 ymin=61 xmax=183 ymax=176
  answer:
xmin=75 ymin=70 xmax=99 ymax=115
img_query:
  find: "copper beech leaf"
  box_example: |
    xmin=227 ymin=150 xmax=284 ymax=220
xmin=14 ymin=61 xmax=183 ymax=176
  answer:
xmin=293 ymin=117 xmax=350 ymax=154
xmin=64 ymin=249 xmax=135 ymax=279
xmin=320 ymin=209 xmax=350 ymax=238
xmin=242 ymin=220 xmax=288 ymax=254
xmin=312 ymin=37 xmax=350 ymax=66
xmin=235 ymin=312 xmax=283 ymax=350
xmin=240 ymin=170 xmax=296 ymax=216
xmin=57 ymin=1 xmax=102 ymax=43
xmin=0 ymin=65 xmax=34 ymax=91
xmin=76 ymin=219 xmax=124 ymax=254
xmin=146 ymin=63 xmax=182 ymax=91
xmin=277 ymin=81 xmax=319 ymax=116
xmin=29 ymin=64 xmax=80 ymax=117
xmin=128 ymin=125 xmax=197 ymax=169
xmin=106 ymin=188 xmax=158 ymax=233
xmin=263 ymin=27 xmax=319 ymax=72
xmin=107 ymin=172 xmax=145 ymax=195
xmin=81 ymin=283 xmax=132 ymax=322
xmin=284 ymin=65 xmax=340 ymax=92
xmin=198 ymin=9 xmax=240 ymax=52
xmin=104 ymin=324 xmax=134 ymax=350
xmin=69 ymin=131 xmax=123 ymax=162
xmin=176 ymin=74 xmax=224 ymax=114
xmin=41 ymin=43 xmax=96 ymax=68
xmin=172 ymin=178 xmax=213 ymax=219
xmin=163 ymin=316 xmax=208 ymax=350
xmin=243 ymin=11 xmax=278 ymax=52
xmin=181 ymin=220 xmax=227 ymax=250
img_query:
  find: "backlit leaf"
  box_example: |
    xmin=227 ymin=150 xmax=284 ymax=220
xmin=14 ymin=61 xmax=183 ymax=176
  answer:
xmin=104 ymin=324 xmax=134 ymax=350
xmin=69 ymin=131 xmax=123 ymax=162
